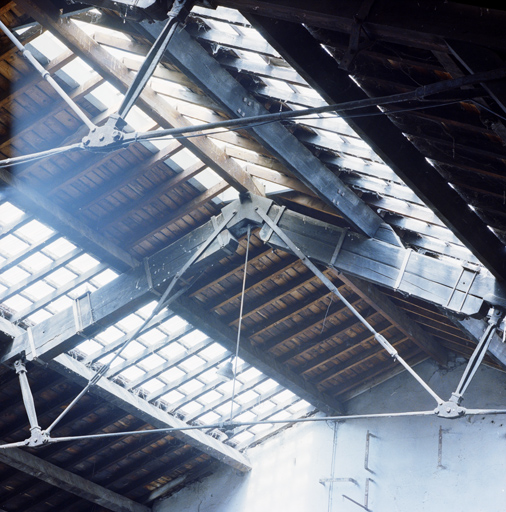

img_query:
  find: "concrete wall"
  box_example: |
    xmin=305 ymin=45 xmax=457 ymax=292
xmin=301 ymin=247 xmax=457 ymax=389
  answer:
xmin=154 ymin=360 xmax=506 ymax=512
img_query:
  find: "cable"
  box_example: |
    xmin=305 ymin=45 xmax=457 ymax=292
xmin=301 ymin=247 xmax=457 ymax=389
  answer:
xmin=0 ymin=143 xmax=83 ymax=169
xmin=134 ymin=100 xmax=464 ymax=145
xmin=472 ymin=101 xmax=506 ymax=123
xmin=229 ymin=225 xmax=251 ymax=422
xmin=4 ymin=407 xmax=506 ymax=450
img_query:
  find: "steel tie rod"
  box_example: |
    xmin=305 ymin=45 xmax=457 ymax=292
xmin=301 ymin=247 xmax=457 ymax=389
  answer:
xmin=255 ymin=206 xmax=444 ymax=406
xmin=116 ymin=0 xmax=193 ymax=123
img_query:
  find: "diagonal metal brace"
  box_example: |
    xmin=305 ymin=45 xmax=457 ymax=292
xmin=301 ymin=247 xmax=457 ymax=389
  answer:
xmin=82 ymin=0 xmax=195 ymax=149
xmin=13 ymin=360 xmax=49 ymax=447
xmin=255 ymin=206 xmax=444 ymax=406
xmin=116 ymin=0 xmax=194 ymax=125
xmin=453 ymin=307 xmax=504 ymax=403
xmin=44 ymin=207 xmax=238 ymax=436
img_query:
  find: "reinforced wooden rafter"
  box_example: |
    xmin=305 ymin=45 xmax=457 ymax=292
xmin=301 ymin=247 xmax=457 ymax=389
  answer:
xmin=0 ymin=445 xmax=151 ymax=512
xmin=50 ymin=353 xmax=251 ymax=472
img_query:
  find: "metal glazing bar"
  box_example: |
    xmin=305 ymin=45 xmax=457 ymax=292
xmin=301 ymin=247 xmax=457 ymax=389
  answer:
xmin=255 ymin=207 xmax=444 ymax=405
xmin=0 ymin=20 xmax=95 ymax=130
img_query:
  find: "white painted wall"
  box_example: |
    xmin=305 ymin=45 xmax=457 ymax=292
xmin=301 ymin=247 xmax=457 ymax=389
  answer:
xmin=154 ymin=360 xmax=506 ymax=512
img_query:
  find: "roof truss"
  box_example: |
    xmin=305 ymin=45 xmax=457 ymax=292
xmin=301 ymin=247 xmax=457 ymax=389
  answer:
xmin=15 ymin=0 xmax=264 ymax=198
xmin=137 ymin=19 xmax=384 ymax=237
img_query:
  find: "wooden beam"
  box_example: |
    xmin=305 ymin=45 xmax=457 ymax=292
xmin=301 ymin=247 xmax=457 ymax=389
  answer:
xmin=50 ymin=353 xmax=251 ymax=472
xmin=0 ymin=446 xmax=150 ymax=512
xmin=246 ymin=16 xmax=506 ymax=281
xmin=338 ymin=274 xmax=448 ymax=365
xmin=137 ymin=22 xmax=384 ymax=238
xmin=15 ymin=0 xmax=263 ymax=197
xmin=247 ymin=197 xmax=506 ymax=317
xmin=0 ymin=217 xmax=238 ymax=364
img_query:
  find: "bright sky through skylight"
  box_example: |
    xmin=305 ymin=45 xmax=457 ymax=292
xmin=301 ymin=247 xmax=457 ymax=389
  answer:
xmin=1 ymin=197 xmax=313 ymax=446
